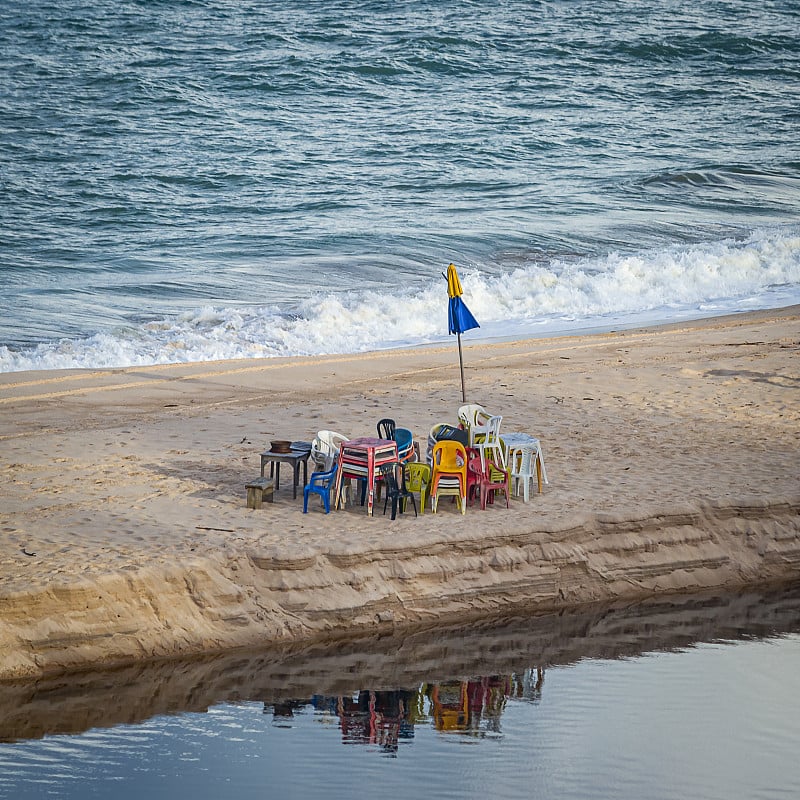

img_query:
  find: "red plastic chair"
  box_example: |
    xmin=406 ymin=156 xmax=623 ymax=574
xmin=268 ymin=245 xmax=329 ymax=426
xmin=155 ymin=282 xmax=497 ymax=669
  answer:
xmin=467 ymin=453 xmax=510 ymax=510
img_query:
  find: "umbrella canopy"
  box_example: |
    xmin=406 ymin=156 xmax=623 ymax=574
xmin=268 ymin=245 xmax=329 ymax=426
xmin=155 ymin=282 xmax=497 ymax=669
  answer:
xmin=445 ymin=263 xmax=479 ymax=402
xmin=446 ymin=263 xmax=480 ymax=334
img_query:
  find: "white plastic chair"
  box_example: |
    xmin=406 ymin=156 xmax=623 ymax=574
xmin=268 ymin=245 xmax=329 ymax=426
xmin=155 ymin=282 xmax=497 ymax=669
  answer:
xmin=457 ymin=403 xmax=490 ymax=432
xmin=310 ymin=430 xmax=349 ymax=472
xmin=472 ymin=414 xmax=505 ymax=471
xmin=507 ymin=440 xmax=548 ymax=500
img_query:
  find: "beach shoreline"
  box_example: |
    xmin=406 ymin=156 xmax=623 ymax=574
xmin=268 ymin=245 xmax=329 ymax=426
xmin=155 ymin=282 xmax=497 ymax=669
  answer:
xmin=1 ymin=307 xmax=798 ymax=682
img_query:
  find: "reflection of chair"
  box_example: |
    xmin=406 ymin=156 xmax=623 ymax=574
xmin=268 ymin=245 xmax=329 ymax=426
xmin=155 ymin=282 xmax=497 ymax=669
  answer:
xmin=404 ymin=462 xmax=431 ymax=514
xmin=394 ymin=427 xmax=415 ymax=463
xmin=311 ymin=430 xmax=349 ymax=472
xmin=472 ymin=414 xmax=505 ymax=470
xmin=380 ymin=462 xmax=417 ymax=520
xmin=377 ymin=418 xmax=396 ymax=440
xmin=467 ymin=453 xmax=510 ymax=510
xmin=430 ymin=440 xmax=467 ymax=514
xmin=303 ymin=463 xmax=338 ymax=514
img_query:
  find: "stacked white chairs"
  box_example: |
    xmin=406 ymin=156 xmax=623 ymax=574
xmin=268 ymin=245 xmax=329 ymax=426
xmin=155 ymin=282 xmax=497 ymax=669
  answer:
xmin=472 ymin=414 xmax=505 ymax=471
xmin=310 ymin=430 xmax=349 ymax=473
xmin=457 ymin=403 xmax=490 ymax=432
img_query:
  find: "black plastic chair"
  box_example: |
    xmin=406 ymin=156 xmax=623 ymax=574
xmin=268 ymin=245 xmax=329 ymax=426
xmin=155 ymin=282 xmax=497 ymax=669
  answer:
xmin=377 ymin=418 xmax=396 ymax=440
xmin=379 ymin=461 xmax=417 ymax=521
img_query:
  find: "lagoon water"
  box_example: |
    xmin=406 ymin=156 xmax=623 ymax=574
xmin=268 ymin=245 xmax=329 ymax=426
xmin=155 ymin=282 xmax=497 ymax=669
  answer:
xmin=1 ymin=0 xmax=799 ymax=372
xmin=1 ymin=586 xmax=800 ymax=799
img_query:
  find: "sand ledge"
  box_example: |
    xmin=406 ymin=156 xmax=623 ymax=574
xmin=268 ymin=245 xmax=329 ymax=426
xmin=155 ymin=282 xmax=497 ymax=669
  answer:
xmin=1 ymin=307 xmax=798 ymax=681
xmin=1 ymin=495 xmax=799 ymax=681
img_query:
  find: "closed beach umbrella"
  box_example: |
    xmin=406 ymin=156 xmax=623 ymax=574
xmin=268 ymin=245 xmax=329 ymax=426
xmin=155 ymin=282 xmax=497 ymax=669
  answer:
xmin=445 ymin=263 xmax=480 ymax=402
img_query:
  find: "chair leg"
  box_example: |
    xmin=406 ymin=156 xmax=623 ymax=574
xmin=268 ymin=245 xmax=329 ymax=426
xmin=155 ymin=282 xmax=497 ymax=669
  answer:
xmin=303 ymin=488 xmax=309 ymax=513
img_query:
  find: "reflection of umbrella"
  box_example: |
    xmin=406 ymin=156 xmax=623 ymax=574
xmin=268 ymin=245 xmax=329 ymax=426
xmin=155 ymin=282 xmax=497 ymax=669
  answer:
xmin=445 ymin=263 xmax=480 ymax=402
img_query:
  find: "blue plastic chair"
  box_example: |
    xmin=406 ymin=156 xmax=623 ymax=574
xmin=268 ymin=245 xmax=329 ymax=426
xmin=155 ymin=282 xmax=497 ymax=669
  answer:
xmin=303 ymin=463 xmax=338 ymax=514
xmin=394 ymin=427 xmax=415 ymax=463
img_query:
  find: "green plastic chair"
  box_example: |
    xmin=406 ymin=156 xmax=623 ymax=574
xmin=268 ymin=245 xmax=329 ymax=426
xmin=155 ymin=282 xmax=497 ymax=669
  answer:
xmin=404 ymin=461 xmax=431 ymax=514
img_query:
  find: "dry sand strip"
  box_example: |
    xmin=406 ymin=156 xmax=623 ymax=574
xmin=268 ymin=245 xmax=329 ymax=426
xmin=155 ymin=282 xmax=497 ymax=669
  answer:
xmin=0 ymin=307 xmax=798 ymax=681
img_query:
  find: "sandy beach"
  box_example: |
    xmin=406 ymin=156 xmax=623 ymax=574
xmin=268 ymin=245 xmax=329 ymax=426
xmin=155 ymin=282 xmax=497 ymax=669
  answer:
xmin=1 ymin=307 xmax=798 ymax=681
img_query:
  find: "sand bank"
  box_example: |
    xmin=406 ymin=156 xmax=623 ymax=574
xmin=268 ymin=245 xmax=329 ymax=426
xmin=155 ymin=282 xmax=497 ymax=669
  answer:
xmin=0 ymin=308 xmax=798 ymax=681
xmin=3 ymin=583 xmax=799 ymax=742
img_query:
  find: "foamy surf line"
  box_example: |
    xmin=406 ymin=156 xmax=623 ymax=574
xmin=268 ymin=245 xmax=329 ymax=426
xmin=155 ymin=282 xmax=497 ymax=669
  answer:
xmin=2 ymin=227 xmax=799 ymax=373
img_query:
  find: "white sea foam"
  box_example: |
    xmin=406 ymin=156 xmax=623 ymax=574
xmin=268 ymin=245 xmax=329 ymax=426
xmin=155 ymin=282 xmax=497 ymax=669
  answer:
xmin=2 ymin=228 xmax=798 ymax=373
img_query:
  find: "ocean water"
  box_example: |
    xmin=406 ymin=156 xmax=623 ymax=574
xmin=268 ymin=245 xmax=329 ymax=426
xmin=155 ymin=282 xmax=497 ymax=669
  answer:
xmin=1 ymin=0 xmax=799 ymax=373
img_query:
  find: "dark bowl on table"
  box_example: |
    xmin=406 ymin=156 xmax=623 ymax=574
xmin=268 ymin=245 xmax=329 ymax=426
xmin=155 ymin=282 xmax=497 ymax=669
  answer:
xmin=270 ymin=440 xmax=293 ymax=453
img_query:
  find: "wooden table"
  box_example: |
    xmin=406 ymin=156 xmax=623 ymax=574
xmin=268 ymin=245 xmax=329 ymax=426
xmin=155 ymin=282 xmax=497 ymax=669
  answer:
xmin=260 ymin=443 xmax=311 ymax=500
xmin=333 ymin=437 xmax=398 ymax=516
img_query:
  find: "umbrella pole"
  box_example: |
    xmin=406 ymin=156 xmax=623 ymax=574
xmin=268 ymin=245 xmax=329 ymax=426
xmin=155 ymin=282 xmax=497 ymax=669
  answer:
xmin=457 ymin=332 xmax=466 ymax=402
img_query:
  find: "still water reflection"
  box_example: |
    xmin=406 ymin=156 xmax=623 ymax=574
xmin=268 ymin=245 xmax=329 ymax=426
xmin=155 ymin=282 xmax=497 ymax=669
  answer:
xmin=2 ymin=585 xmax=800 ymax=799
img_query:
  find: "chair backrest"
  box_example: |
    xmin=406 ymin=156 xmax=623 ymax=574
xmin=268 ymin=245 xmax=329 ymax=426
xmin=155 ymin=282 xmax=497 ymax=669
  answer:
xmin=486 ymin=458 xmax=508 ymax=483
xmin=510 ymin=446 xmax=536 ymax=477
xmin=457 ymin=403 xmax=489 ymax=430
xmin=432 ymin=440 xmax=467 ymax=473
xmin=377 ymin=418 xmax=396 ymax=440
xmin=483 ymin=415 xmax=502 ymax=443
xmin=312 ymin=461 xmax=338 ymax=485
xmin=427 ymin=423 xmax=448 ymax=464
xmin=404 ymin=462 xmax=431 ymax=491
xmin=394 ymin=427 xmax=414 ymax=460
xmin=312 ymin=430 xmax=349 ymax=471
xmin=379 ymin=461 xmax=401 ymax=495
xmin=467 ymin=452 xmax=484 ymax=477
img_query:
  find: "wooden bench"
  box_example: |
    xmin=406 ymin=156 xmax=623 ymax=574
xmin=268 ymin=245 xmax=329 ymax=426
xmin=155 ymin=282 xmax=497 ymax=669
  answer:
xmin=245 ymin=477 xmax=274 ymax=509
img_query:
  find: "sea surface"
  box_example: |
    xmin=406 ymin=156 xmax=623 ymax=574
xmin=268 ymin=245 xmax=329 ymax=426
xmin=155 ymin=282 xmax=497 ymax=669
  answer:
xmin=1 ymin=586 xmax=800 ymax=799
xmin=1 ymin=0 xmax=799 ymax=373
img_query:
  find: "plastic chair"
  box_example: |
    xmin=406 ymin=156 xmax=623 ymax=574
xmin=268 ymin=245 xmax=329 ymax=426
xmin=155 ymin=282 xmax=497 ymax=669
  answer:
xmin=379 ymin=461 xmax=417 ymax=520
xmin=377 ymin=418 xmax=396 ymax=440
xmin=430 ymin=440 xmax=467 ymax=514
xmin=404 ymin=462 xmax=431 ymax=514
xmin=394 ymin=427 xmax=415 ymax=463
xmin=311 ymin=430 xmax=349 ymax=472
xmin=508 ymin=443 xmax=546 ymax=501
xmin=467 ymin=453 xmax=510 ymax=510
xmin=457 ymin=403 xmax=490 ymax=433
xmin=303 ymin=463 xmax=338 ymax=514
xmin=472 ymin=415 xmax=505 ymax=471
xmin=427 ymin=422 xmax=469 ymax=464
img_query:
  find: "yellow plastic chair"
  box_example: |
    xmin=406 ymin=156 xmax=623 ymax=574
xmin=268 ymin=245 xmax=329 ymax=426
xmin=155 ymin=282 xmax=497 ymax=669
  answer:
xmin=404 ymin=461 xmax=431 ymax=514
xmin=430 ymin=440 xmax=467 ymax=514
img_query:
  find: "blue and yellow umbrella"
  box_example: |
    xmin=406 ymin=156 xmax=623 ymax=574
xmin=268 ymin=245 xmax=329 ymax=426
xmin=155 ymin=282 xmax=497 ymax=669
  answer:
xmin=445 ymin=263 xmax=479 ymax=402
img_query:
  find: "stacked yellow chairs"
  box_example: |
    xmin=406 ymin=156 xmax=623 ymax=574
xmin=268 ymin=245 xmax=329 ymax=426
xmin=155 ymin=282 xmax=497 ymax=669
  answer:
xmin=430 ymin=440 xmax=468 ymax=514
